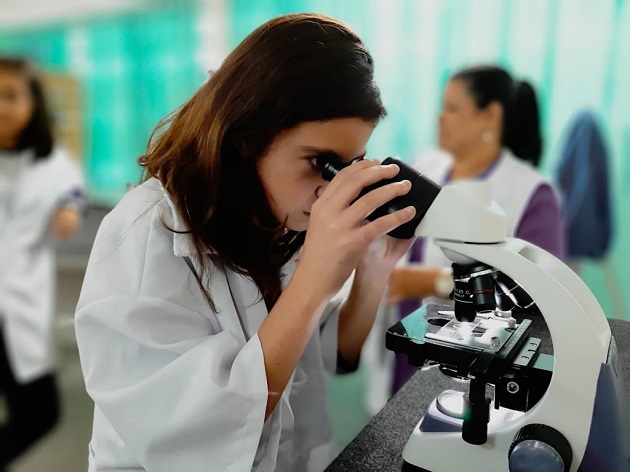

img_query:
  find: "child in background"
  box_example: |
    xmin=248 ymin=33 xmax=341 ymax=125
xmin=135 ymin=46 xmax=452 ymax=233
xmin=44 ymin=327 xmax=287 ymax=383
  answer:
xmin=0 ymin=57 xmax=85 ymax=468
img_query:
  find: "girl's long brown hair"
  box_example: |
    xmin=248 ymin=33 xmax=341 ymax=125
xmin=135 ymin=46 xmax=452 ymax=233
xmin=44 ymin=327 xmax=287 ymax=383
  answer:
xmin=139 ymin=13 xmax=386 ymax=311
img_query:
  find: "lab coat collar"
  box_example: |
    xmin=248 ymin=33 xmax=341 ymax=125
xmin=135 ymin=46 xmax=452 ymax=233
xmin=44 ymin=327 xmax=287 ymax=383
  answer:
xmin=0 ymin=148 xmax=32 ymax=160
xmin=152 ymin=178 xmax=216 ymax=258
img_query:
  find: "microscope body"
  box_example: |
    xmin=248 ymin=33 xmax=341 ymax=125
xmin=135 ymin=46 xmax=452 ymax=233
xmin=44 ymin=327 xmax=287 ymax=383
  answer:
xmin=386 ymin=180 xmax=630 ymax=472
xmin=314 ymin=156 xmax=630 ymax=470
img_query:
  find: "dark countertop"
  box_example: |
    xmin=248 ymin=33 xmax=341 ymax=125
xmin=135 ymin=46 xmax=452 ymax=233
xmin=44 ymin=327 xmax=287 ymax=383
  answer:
xmin=326 ymin=317 xmax=630 ymax=471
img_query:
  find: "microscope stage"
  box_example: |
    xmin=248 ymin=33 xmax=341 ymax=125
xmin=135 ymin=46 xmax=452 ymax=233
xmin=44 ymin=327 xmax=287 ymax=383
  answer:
xmin=386 ymin=303 xmax=538 ymax=376
xmin=425 ymin=313 xmax=514 ymax=353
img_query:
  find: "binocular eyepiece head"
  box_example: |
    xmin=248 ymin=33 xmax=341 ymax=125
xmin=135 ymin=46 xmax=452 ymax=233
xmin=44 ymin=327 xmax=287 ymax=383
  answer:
xmin=314 ymin=155 xmax=441 ymax=239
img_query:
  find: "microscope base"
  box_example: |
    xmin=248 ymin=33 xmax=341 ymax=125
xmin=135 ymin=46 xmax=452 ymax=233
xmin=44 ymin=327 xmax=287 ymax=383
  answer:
xmin=399 ymin=342 xmax=630 ymax=471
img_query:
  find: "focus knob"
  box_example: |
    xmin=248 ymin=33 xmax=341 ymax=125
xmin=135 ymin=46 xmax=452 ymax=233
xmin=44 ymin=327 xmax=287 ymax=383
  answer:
xmin=508 ymin=424 xmax=572 ymax=472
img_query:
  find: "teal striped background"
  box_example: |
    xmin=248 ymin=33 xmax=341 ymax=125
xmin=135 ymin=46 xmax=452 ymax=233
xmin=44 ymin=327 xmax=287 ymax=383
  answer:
xmin=1 ymin=0 xmax=629 ymax=318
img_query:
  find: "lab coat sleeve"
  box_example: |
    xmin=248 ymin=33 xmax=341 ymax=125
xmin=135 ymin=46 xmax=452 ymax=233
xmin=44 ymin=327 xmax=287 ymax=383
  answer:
xmin=76 ymin=295 xmax=268 ymax=472
xmin=75 ymin=192 xmax=269 ymax=472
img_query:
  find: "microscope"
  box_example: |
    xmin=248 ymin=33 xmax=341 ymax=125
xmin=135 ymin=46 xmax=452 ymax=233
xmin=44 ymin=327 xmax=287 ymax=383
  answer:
xmin=318 ymin=157 xmax=630 ymax=472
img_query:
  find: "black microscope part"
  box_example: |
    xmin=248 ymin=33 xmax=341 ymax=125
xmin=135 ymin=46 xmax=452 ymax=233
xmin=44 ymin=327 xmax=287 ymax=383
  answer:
xmin=315 ymin=156 xmax=441 ymax=239
xmin=452 ymin=263 xmax=496 ymax=322
xmin=495 ymin=272 xmax=536 ymax=310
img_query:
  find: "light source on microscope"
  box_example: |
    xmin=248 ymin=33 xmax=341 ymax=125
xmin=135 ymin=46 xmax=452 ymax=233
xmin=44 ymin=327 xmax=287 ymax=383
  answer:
xmin=436 ymin=390 xmax=468 ymax=420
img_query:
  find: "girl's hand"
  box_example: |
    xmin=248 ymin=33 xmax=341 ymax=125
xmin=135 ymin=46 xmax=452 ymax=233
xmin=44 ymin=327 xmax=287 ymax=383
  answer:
xmin=358 ymin=234 xmax=414 ymax=282
xmin=295 ymin=159 xmax=416 ymax=300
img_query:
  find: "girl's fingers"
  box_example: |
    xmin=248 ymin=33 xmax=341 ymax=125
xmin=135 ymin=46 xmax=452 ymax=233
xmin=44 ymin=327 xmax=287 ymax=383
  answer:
xmin=359 ymin=205 xmax=416 ymax=242
xmin=348 ymin=179 xmax=412 ymax=221
xmin=313 ymin=178 xmax=413 ymax=240
xmin=319 ymin=161 xmax=401 ymax=209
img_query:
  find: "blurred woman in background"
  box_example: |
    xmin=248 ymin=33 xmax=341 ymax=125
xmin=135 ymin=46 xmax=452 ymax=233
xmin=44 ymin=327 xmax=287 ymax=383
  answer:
xmin=0 ymin=57 xmax=85 ymax=469
xmin=386 ymin=65 xmax=565 ymax=394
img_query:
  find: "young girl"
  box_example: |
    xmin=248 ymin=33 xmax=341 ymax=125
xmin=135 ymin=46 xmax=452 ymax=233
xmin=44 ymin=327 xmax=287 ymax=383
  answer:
xmin=0 ymin=57 xmax=85 ymax=467
xmin=75 ymin=13 xmax=417 ymax=472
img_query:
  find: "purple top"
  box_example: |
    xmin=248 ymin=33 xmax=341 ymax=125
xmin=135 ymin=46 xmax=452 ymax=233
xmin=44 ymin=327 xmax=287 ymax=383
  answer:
xmin=514 ymin=183 xmax=565 ymax=259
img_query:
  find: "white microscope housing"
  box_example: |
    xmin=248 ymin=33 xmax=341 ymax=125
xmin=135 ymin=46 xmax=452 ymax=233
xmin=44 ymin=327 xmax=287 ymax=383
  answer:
xmin=388 ymin=180 xmax=630 ymax=471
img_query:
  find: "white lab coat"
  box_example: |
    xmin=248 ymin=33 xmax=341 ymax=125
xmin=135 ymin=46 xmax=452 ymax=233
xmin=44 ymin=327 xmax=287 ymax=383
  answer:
xmin=0 ymin=147 xmax=84 ymax=383
xmin=75 ymin=178 xmax=343 ymax=472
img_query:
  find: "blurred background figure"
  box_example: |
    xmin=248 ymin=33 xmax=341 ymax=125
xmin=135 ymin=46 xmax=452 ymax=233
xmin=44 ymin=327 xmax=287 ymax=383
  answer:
xmin=0 ymin=57 xmax=85 ymax=470
xmin=383 ymin=65 xmax=565 ymax=397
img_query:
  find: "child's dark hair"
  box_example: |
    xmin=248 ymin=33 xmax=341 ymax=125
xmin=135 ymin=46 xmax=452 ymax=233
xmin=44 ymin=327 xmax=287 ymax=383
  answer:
xmin=453 ymin=65 xmax=542 ymax=167
xmin=139 ymin=13 xmax=386 ymax=310
xmin=0 ymin=57 xmax=54 ymax=159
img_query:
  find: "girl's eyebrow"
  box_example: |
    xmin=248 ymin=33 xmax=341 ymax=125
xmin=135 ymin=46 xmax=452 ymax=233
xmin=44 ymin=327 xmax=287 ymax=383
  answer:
xmin=298 ymin=146 xmax=366 ymax=163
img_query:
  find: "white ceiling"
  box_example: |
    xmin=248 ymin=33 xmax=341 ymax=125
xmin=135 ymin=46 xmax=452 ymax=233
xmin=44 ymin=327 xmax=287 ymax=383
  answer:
xmin=0 ymin=0 xmax=154 ymax=29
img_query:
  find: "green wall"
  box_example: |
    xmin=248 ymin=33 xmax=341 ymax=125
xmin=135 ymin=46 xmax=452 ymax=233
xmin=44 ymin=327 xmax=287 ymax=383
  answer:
xmin=226 ymin=0 xmax=630 ymax=319
xmin=0 ymin=6 xmax=204 ymax=204
xmin=1 ymin=0 xmax=628 ymax=318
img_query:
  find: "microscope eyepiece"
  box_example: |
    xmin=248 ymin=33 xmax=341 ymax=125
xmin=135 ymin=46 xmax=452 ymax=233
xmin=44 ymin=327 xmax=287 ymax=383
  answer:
xmin=315 ymin=155 xmax=361 ymax=181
